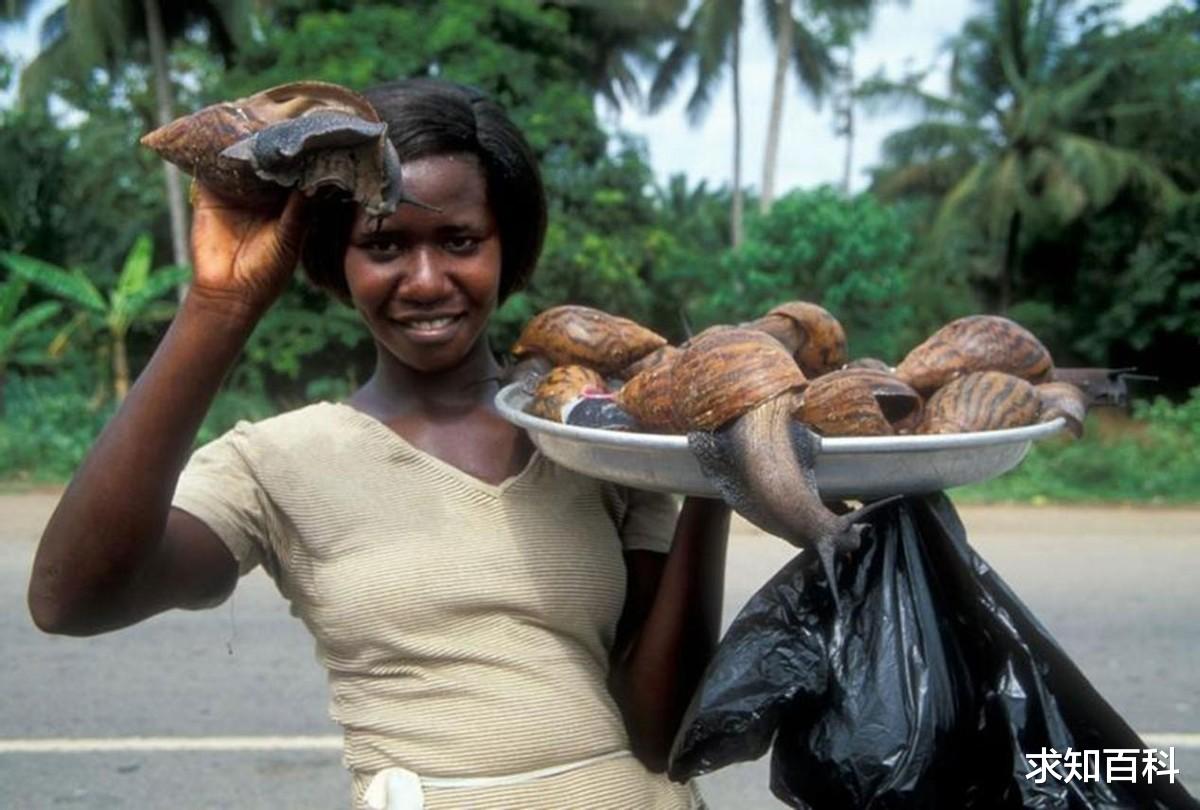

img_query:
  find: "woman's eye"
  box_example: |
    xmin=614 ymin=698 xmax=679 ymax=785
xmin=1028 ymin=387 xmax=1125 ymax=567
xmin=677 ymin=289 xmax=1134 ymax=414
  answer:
xmin=361 ymin=239 xmax=403 ymax=258
xmin=443 ymin=235 xmax=479 ymax=255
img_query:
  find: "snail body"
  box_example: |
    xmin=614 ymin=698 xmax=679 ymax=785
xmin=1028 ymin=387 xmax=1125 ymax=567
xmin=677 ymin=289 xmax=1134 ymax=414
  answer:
xmin=1036 ymin=382 xmax=1088 ymax=438
xmin=744 ymin=301 xmax=847 ymax=378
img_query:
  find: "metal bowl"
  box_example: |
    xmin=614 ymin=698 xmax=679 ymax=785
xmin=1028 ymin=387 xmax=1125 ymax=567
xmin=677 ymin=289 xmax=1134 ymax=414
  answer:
xmin=496 ymin=384 xmax=1066 ymax=499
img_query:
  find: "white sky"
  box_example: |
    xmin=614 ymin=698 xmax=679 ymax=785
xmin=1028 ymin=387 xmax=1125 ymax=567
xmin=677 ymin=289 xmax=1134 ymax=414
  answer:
xmin=3 ymin=0 xmax=1180 ymax=194
xmin=613 ymin=0 xmax=1181 ymax=193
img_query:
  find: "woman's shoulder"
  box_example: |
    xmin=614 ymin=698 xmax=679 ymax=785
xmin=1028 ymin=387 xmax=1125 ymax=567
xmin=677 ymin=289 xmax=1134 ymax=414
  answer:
xmin=200 ymin=401 xmax=363 ymax=466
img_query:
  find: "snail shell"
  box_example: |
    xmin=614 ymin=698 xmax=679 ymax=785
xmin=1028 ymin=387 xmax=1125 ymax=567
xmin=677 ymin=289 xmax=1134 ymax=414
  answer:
xmin=527 ymin=365 xmax=606 ymax=423
xmin=745 ymin=301 xmax=847 ymax=378
xmin=896 ymin=315 xmax=1054 ymax=395
xmin=798 ymin=368 xmax=921 ymax=436
xmin=511 ymin=305 xmax=668 ymax=377
xmin=845 ymin=357 xmax=892 ymax=372
xmin=141 ymin=81 xmax=405 ymax=216
xmin=670 ymin=326 xmax=807 ymax=431
xmin=919 ymin=371 xmax=1040 ymax=434
xmin=619 ymin=344 xmax=680 ymax=381
xmin=1036 ymin=382 xmax=1087 ymax=438
xmin=615 ymin=349 xmax=684 ymax=433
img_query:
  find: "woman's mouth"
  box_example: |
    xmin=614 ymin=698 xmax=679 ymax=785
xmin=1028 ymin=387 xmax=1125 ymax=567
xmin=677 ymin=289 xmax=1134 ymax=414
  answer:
xmin=390 ymin=313 xmax=466 ymax=342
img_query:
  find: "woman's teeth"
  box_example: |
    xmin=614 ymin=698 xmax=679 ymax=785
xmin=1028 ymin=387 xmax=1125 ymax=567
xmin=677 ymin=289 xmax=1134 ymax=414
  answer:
xmin=405 ymin=316 xmax=457 ymax=330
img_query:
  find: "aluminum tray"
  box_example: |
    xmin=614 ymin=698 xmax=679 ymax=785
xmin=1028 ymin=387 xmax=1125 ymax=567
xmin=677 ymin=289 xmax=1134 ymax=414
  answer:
xmin=496 ymin=383 xmax=1066 ymax=499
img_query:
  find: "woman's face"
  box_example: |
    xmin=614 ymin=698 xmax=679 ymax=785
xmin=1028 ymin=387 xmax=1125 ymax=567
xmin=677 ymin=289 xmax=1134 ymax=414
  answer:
xmin=344 ymin=153 xmax=501 ymax=374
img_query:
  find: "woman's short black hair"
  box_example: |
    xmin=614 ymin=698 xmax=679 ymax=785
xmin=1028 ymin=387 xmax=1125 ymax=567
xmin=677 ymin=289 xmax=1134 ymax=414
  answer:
xmin=301 ymin=78 xmax=547 ymax=303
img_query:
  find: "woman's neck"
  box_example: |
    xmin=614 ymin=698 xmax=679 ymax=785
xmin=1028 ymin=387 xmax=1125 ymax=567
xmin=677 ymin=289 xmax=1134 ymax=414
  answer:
xmin=353 ymin=335 xmax=503 ymax=418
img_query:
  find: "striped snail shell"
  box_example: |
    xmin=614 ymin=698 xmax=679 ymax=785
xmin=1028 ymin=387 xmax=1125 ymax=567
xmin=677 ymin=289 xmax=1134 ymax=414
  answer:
xmin=141 ymin=81 xmax=406 ymax=216
xmin=511 ymin=305 xmax=667 ymax=377
xmin=919 ymin=371 xmax=1040 ymax=434
xmin=896 ymin=315 xmax=1054 ymax=395
xmin=1036 ymin=382 xmax=1088 ymax=438
xmin=615 ymin=348 xmax=684 ymax=433
xmin=669 ymin=326 xmax=807 ymax=431
xmin=745 ymin=301 xmax=848 ymax=378
xmin=618 ymin=344 xmax=680 ymax=381
xmin=798 ymin=368 xmax=921 ymax=436
xmin=527 ymin=365 xmax=606 ymax=423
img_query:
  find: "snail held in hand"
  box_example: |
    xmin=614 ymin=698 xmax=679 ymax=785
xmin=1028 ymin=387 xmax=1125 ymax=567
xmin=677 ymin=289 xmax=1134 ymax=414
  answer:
xmin=141 ymin=81 xmax=410 ymax=216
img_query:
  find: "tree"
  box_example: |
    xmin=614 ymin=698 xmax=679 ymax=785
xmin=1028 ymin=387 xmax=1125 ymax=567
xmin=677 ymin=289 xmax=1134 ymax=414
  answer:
xmin=861 ymin=0 xmax=1183 ymax=312
xmin=649 ymin=0 xmax=748 ymax=247
xmin=6 ymin=1 xmax=254 ymax=274
xmin=1 ymin=235 xmax=188 ymax=401
xmin=760 ymin=0 xmax=893 ymax=210
xmin=549 ymin=0 xmax=688 ymax=112
xmin=0 ymin=278 xmax=63 ymax=414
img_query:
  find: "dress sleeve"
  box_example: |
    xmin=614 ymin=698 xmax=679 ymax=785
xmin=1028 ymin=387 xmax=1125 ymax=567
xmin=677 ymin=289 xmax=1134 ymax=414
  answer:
xmin=619 ymin=487 xmax=680 ymax=554
xmin=171 ymin=422 xmax=275 ymax=576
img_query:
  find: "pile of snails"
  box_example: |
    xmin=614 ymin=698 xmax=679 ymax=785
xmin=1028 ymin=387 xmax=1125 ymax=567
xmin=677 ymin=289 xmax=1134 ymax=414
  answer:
xmin=511 ymin=303 xmax=1089 ymax=593
xmin=513 ymin=303 xmax=1086 ymax=440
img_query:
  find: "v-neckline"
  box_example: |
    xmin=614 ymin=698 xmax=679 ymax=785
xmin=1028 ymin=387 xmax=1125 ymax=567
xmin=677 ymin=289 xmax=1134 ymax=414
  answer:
xmin=324 ymin=401 xmax=542 ymax=498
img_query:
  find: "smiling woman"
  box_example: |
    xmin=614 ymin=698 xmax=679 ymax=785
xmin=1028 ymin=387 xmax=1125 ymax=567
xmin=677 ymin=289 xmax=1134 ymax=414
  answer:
xmin=26 ymin=77 xmax=730 ymax=810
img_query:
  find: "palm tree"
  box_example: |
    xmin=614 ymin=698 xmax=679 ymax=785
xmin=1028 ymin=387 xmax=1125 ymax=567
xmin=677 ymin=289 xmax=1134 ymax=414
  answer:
xmin=1 ymin=234 xmax=188 ymax=401
xmin=650 ymin=0 xmax=747 ymax=247
xmin=861 ymin=0 xmax=1182 ymax=311
xmin=552 ymin=0 xmax=688 ymax=112
xmin=760 ymin=0 xmax=894 ymax=211
xmin=4 ymin=1 xmax=253 ymax=275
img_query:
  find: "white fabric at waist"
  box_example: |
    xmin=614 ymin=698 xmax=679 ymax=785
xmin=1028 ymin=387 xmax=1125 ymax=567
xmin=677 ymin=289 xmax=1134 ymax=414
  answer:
xmin=362 ymin=749 xmax=634 ymax=810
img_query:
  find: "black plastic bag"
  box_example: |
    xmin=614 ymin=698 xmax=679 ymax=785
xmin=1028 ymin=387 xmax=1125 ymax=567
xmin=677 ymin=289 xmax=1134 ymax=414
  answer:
xmin=670 ymin=494 xmax=1199 ymax=810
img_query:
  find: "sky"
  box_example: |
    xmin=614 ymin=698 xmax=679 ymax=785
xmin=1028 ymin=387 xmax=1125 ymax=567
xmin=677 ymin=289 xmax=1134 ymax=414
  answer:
xmin=613 ymin=0 xmax=1181 ymax=193
xmin=2 ymin=0 xmax=1181 ymax=195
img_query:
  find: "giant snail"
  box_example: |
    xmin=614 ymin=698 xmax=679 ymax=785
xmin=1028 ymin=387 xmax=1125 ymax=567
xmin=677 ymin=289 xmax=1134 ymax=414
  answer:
xmin=141 ymin=81 xmax=422 ymax=217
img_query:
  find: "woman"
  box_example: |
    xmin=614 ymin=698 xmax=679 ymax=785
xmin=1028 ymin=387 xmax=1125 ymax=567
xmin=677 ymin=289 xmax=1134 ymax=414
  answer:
xmin=27 ymin=78 xmax=730 ymax=808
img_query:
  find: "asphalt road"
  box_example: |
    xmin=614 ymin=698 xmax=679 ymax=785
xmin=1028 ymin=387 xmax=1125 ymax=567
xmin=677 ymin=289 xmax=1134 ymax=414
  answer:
xmin=2 ymin=492 xmax=1197 ymax=808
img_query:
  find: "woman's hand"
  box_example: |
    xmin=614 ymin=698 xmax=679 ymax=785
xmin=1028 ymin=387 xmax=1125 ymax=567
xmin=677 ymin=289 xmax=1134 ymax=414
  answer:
xmin=189 ymin=184 xmax=311 ymax=316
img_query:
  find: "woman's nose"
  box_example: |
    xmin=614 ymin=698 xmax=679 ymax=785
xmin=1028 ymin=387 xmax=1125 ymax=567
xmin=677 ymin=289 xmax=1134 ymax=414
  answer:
xmin=396 ymin=246 xmax=452 ymax=303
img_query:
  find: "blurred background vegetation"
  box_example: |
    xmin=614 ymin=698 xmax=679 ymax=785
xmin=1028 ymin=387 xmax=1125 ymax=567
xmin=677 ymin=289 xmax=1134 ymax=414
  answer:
xmin=0 ymin=0 xmax=1196 ymax=501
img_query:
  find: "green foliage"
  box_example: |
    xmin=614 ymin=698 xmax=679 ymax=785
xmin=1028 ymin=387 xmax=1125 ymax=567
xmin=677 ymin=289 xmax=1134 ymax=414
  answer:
xmin=699 ymin=187 xmax=919 ymax=362
xmin=0 ymin=373 xmax=114 ymax=483
xmin=958 ymin=389 xmax=1200 ymax=504
xmin=0 ymin=278 xmax=64 ymax=383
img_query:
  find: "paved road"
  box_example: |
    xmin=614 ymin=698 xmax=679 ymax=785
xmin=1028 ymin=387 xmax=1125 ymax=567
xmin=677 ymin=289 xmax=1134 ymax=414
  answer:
xmin=2 ymin=493 xmax=1197 ymax=808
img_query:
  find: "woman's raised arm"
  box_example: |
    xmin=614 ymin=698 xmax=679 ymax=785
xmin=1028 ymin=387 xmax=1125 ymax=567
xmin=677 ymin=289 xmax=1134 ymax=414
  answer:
xmin=28 ymin=187 xmax=309 ymax=636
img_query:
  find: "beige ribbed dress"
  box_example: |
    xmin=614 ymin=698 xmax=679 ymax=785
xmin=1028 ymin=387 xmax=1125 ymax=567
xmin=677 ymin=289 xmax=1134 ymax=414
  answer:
xmin=172 ymin=402 xmax=701 ymax=808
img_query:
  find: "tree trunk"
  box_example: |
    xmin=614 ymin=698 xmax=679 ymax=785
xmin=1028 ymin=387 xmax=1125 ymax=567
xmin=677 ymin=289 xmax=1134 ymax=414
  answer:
xmin=1001 ymin=209 xmax=1021 ymax=314
xmin=840 ymin=44 xmax=855 ymax=195
xmin=142 ymin=0 xmax=190 ymax=296
xmin=112 ymin=331 xmax=130 ymax=403
xmin=761 ymin=0 xmax=792 ymax=213
xmin=731 ymin=19 xmax=744 ymax=248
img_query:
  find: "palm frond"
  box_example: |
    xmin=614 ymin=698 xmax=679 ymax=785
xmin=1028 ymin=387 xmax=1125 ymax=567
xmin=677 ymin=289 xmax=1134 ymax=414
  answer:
xmin=117 ymin=265 xmax=189 ymax=328
xmin=115 ymin=233 xmax=153 ymax=303
xmin=0 ymin=278 xmax=27 ymax=323
xmin=790 ymin=19 xmax=835 ymax=102
xmin=9 ymin=300 xmax=63 ymax=340
xmin=0 ymin=252 xmax=106 ymax=313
